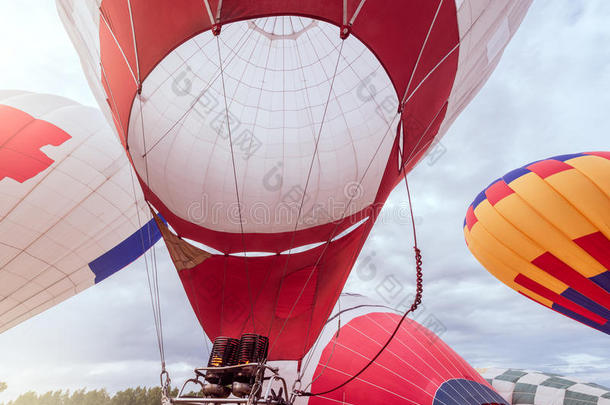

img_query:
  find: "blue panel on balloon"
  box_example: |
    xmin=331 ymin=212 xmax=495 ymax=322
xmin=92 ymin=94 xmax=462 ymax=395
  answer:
xmin=551 ymin=153 xmax=585 ymax=162
xmin=561 ymin=288 xmax=610 ymax=320
xmin=503 ymin=167 xmax=530 ymax=184
xmin=88 ymin=215 xmax=164 ymax=283
xmin=433 ymin=379 xmax=508 ymax=405
xmin=552 ymin=303 xmax=610 ymax=335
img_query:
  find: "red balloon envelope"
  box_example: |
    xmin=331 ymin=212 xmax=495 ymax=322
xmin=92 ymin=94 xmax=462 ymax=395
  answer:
xmin=273 ymin=297 xmax=508 ymax=405
xmin=58 ymin=0 xmax=532 ymax=359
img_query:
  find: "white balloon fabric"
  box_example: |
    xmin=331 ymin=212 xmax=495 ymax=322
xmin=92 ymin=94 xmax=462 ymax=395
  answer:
xmin=56 ymin=0 xmax=533 ymax=239
xmin=479 ymin=368 xmax=610 ymax=405
xmin=55 ymin=0 xmax=533 ymax=360
xmin=0 ymin=90 xmax=159 ymax=333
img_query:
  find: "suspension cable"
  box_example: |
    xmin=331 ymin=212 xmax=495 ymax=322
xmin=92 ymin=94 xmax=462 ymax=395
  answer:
xmin=215 ymin=34 xmax=258 ymax=333
xmin=296 ymin=144 xmax=423 ymax=398
xmin=124 ymin=0 xmax=168 ymax=375
xmin=266 ymin=39 xmax=346 ymax=343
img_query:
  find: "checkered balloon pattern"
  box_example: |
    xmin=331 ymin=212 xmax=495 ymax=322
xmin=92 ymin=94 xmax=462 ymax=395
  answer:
xmin=479 ymin=368 xmax=610 ymax=405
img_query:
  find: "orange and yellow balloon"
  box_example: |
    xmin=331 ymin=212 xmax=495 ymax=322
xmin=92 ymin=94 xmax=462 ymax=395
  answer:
xmin=464 ymin=152 xmax=610 ymax=334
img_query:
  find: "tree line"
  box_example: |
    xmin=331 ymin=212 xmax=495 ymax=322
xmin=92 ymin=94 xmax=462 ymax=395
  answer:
xmin=0 ymin=386 xmax=191 ymax=405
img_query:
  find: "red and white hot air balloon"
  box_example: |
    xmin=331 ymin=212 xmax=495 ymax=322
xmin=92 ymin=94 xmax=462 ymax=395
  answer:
xmin=0 ymin=90 xmax=160 ymax=333
xmin=56 ymin=0 xmax=532 ymax=362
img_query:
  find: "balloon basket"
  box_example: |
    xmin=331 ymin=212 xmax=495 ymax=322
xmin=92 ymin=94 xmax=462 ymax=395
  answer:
xmin=169 ymin=363 xmax=292 ymax=405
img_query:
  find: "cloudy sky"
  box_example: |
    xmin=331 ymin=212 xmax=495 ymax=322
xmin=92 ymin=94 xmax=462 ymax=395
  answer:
xmin=0 ymin=0 xmax=609 ymax=401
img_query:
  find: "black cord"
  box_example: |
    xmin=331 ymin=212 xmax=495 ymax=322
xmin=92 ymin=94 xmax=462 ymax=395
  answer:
xmin=296 ymin=247 xmax=423 ymax=397
xmin=296 ymin=137 xmax=424 ymax=398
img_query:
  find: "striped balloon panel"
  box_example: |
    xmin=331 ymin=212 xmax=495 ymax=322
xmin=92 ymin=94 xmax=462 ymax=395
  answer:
xmin=308 ymin=312 xmax=508 ymax=405
xmin=464 ymin=152 xmax=610 ymax=334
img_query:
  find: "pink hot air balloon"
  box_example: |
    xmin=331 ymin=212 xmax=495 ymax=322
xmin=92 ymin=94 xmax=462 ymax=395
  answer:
xmin=269 ymin=295 xmax=509 ymax=405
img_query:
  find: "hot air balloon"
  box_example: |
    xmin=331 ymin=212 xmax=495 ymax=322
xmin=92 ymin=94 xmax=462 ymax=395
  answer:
xmin=179 ymin=294 xmax=507 ymax=404
xmin=464 ymin=152 xmax=610 ymax=335
xmin=57 ymin=0 xmax=532 ymax=402
xmin=58 ymin=0 xmax=532 ymax=359
xmin=283 ymin=295 xmax=510 ymax=405
xmin=479 ymin=368 xmax=610 ymax=405
xmin=0 ymin=90 xmax=160 ymax=333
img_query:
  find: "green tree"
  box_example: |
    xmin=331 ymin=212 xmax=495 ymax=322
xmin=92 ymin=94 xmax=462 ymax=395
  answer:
xmin=4 ymin=385 xmax=187 ymax=405
xmin=37 ymin=390 xmax=66 ymax=405
xmin=7 ymin=391 xmax=39 ymax=405
xmin=65 ymin=388 xmax=110 ymax=405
